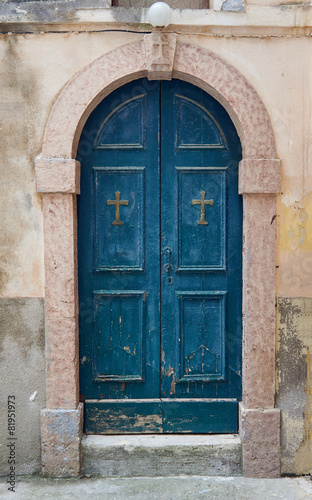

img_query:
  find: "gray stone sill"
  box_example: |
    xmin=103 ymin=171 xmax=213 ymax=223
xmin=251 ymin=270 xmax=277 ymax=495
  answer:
xmin=1 ymin=3 xmax=312 ymax=33
xmin=82 ymin=434 xmax=242 ymax=477
xmin=83 ymin=433 xmax=241 ymax=447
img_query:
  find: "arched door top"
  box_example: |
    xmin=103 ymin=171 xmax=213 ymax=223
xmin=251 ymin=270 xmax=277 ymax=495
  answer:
xmin=41 ymin=36 xmax=277 ymax=160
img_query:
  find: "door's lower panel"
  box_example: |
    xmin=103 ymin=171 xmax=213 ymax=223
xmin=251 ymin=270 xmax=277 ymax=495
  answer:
xmin=84 ymin=399 xmax=238 ymax=434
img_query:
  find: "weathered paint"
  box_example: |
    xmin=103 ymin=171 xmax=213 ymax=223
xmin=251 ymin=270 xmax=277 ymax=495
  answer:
xmin=0 ymin=298 xmax=45 ymax=476
xmin=0 ymin=35 xmax=44 ymax=298
xmin=84 ymin=400 xmax=238 ymax=434
xmin=279 ymin=194 xmax=312 ymax=254
xmin=276 ymin=297 xmax=312 ymax=475
xmin=78 ymin=78 xmax=242 ymax=433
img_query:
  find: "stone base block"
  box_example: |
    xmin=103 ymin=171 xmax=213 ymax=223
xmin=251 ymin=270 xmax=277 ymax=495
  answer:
xmin=82 ymin=434 xmax=242 ymax=477
xmin=41 ymin=403 xmax=83 ymax=477
xmin=239 ymin=403 xmax=280 ymax=478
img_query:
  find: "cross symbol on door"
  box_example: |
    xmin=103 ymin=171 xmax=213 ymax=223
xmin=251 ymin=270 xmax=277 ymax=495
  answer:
xmin=107 ymin=191 xmax=129 ymax=226
xmin=192 ymin=190 xmax=214 ymax=225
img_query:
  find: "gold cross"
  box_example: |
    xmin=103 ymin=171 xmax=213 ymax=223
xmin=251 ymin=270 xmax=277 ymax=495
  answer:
xmin=107 ymin=191 xmax=129 ymax=226
xmin=192 ymin=190 xmax=214 ymax=225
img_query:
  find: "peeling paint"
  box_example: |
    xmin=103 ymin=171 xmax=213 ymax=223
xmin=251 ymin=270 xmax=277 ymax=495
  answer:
xmin=293 ymin=346 xmax=312 ymax=474
xmin=280 ymin=193 xmax=312 ymax=253
xmin=277 ymin=298 xmax=312 ymax=474
xmin=170 ymin=372 xmax=175 ymax=395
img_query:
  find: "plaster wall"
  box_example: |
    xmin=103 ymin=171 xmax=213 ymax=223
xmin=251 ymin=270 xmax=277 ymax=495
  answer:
xmin=0 ymin=298 xmax=45 ymax=476
xmin=0 ymin=27 xmax=311 ymax=474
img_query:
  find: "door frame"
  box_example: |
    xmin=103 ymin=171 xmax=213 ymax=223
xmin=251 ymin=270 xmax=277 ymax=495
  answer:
xmin=36 ymin=34 xmax=281 ymax=478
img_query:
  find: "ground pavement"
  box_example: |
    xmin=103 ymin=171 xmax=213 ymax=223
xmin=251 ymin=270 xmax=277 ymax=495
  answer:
xmin=1 ymin=475 xmax=312 ymax=500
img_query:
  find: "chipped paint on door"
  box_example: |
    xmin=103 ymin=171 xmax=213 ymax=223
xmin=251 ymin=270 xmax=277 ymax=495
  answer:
xmin=78 ymin=78 xmax=242 ymax=433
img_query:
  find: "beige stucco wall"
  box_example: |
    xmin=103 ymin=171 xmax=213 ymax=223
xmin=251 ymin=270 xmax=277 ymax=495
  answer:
xmin=0 ymin=12 xmax=312 ymax=474
xmin=1 ymin=32 xmax=312 ymax=298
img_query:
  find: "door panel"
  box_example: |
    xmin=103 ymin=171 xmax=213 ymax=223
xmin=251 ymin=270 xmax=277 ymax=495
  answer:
xmin=94 ymin=167 xmax=145 ymax=271
xmin=160 ymin=80 xmax=242 ymax=403
xmin=177 ymin=291 xmax=226 ymax=383
xmin=93 ymin=290 xmax=146 ymax=382
xmin=78 ymin=79 xmax=160 ymax=402
xmin=177 ymin=167 xmax=226 ymax=270
xmin=78 ymin=78 xmax=242 ymax=433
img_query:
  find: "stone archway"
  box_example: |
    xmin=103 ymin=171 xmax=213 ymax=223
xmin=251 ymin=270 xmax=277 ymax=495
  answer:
xmin=36 ymin=34 xmax=281 ymax=478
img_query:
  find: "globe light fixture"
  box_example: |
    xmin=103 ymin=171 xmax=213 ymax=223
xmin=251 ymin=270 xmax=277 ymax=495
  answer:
xmin=147 ymin=2 xmax=172 ymax=28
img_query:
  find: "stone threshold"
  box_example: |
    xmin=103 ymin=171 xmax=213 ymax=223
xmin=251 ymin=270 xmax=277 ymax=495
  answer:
xmin=81 ymin=434 xmax=242 ymax=477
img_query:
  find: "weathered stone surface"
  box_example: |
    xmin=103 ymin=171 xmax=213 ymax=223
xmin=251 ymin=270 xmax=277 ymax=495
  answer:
xmin=42 ymin=41 xmax=146 ymax=158
xmin=0 ymin=298 xmax=45 ymax=476
xmin=276 ymin=297 xmax=312 ymax=475
xmin=239 ymin=159 xmax=281 ymax=194
xmin=222 ymin=0 xmax=244 ymax=12
xmin=45 ymin=317 xmax=79 ymax=410
xmin=144 ymin=32 xmax=177 ymax=81
xmin=239 ymin=404 xmax=280 ymax=478
xmin=41 ymin=403 xmax=83 ymax=477
xmin=173 ymin=43 xmax=276 ymax=159
xmin=242 ymin=194 xmax=277 ymax=409
xmin=82 ymin=434 xmax=242 ymax=477
xmin=35 ymin=158 xmax=80 ymax=194
xmin=43 ymin=194 xmax=78 ymax=318
xmin=43 ymin=194 xmax=79 ymax=409
xmin=42 ymin=41 xmax=276 ymax=159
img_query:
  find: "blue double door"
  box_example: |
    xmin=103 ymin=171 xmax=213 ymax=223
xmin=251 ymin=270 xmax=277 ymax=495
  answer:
xmin=78 ymin=78 xmax=242 ymax=434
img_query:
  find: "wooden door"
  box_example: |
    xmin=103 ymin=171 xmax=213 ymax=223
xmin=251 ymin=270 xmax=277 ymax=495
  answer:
xmin=78 ymin=78 xmax=242 ymax=434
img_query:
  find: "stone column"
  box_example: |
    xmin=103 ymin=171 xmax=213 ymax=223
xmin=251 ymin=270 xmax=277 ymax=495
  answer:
xmin=239 ymin=158 xmax=281 ymax=478
xmin=36 ymin=158 xmax=83 ymax=477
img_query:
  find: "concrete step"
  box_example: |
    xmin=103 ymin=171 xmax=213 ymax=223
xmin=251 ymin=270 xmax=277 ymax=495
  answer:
xmin=81 ymin=434 xmax=242 ymax=477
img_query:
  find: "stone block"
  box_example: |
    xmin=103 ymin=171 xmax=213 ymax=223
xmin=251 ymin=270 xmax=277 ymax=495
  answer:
xmin=239 ymin=404 xmax=280 ymax=478
xmin=45 ymin=316 xmax=79 ymax=409
xmin=43 ymin=194 xmax=78 ymax=319
xmin=144 ymin=33 xmax=177 ymax=81
xmin=35 ymin=158 xmax=81 ymax=194
xmin=82 ymin=434 xmax=242 ymax=477
xmin=239 ymin=159 xmax=281 ymax=194
xmin=242 ymin=194 xmax=276 ymax=409
xmin=41 ymin=403 xmax=83 ymax=477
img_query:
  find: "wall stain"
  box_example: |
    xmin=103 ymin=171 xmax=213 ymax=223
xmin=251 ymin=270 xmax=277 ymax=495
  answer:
xmin=280 ymin=193 xmax=312 ymax=253
xmin=294 ymin=346 xmax=312 ymax=473
xmin=277 ymin=297 xmax=312 ymax=474
xmin=0 ymin=34 xmax=43 ymax=296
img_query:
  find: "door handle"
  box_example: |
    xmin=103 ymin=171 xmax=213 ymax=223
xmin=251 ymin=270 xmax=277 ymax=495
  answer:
xmin=163 ymin=247 xmax=172 ymax=273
